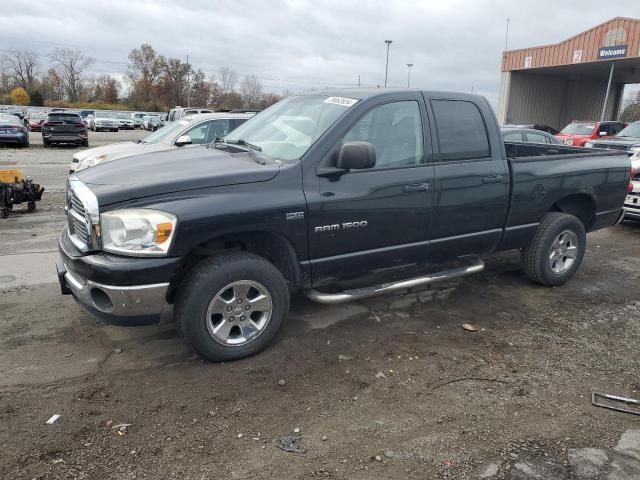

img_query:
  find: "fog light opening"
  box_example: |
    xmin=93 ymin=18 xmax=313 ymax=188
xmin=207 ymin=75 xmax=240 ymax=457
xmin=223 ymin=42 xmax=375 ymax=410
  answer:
xmin=90 ymin=287 xmax=113 ymax=313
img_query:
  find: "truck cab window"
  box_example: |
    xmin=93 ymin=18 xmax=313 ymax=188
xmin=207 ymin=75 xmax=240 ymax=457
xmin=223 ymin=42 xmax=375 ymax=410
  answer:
xmin=343 ymin=101 xmax=424 ymax=169
xmin=432 ymin=100 xmax=490 ymax=161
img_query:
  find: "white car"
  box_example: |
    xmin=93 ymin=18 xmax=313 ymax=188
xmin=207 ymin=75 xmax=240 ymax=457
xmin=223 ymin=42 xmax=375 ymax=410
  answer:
xmin=69 ymin=112 xmax=255 ymax=173
xmin=90 ymin=111 xmax=119 ymax=132
xmin=116 ymin=113 xmax=135 ymax=130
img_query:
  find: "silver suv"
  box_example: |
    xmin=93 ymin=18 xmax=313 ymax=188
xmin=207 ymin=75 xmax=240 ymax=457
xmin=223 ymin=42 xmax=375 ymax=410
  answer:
xmin=167 ymin=106 xmax=213 ymax=123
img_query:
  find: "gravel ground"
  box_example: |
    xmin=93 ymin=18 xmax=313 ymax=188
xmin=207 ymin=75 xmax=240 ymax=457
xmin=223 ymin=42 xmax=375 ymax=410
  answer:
xmin=1 ymin=135 xmax=640 ymax=479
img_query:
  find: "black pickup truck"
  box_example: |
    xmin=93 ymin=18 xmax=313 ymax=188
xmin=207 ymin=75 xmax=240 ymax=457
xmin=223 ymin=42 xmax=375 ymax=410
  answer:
xmin=57 ymin=90 xmax=631 ymax=361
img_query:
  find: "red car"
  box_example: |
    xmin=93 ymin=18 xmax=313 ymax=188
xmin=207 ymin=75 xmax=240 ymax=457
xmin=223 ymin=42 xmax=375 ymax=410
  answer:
xmin=555 ymin=120 xmax=627 ymax=147
xmin=27 ymin=113 xmax=47 ymax=132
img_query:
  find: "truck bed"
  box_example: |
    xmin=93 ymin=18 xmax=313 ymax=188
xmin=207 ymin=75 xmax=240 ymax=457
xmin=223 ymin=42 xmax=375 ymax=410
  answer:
xmin=499 ymin=142 xmax=630 ymax=251
xmin=504 ymin=141 xmax=625 ymax=161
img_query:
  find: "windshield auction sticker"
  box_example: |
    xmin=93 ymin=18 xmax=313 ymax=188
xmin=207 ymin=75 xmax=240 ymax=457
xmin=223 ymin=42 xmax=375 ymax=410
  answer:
xmin=324 ymin=96 xmax=359 ymax=107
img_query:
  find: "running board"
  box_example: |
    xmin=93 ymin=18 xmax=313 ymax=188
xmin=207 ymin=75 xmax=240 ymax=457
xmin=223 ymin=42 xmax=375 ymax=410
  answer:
xmin=304 ymin=257 xmax=485 ymax=304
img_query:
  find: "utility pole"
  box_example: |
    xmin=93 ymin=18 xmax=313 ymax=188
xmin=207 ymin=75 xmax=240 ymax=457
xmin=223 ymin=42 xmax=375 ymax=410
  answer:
xmin=505 ymin=18 xmax=510 ymax=51
xmin=186 ymin=54 xmax=191 ymax=107
xmin=384 ymin=40 xmax=393 ymax=87
xmin=601 ymin=62 xmax=615 ymax=121
xmin=406 ymin=63 xmax=413 ymax=88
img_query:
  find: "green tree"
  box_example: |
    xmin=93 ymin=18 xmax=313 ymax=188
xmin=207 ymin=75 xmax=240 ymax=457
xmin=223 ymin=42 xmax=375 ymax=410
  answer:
xmin=29 ymin=90 xmax=44 ymax=106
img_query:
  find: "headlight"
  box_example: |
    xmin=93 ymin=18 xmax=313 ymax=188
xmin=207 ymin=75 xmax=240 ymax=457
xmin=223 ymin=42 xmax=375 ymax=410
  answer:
xmin=585 ymin=142 xmax=593 ymax=148
xmin=77 ymin=154 xmax=107 ymax=171
xmin=101 ymin=209 xmax=177 ymax=256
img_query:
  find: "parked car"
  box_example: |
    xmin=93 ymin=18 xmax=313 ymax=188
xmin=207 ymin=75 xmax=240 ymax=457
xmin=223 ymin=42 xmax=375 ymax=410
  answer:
xmin=131 ymin=112 xmax=147 ymax=128
xmin=116 ymin=113 xmax=135 ymax=130
xmin=42 ymin=112 xmax=88 ymax=147
xmin=57 ymin=90 xmax=631 ymax=362
xmin=501 ymin=127 xmax=561 ymax=144
xmin=503 ymin=123 xmax=559 ymax=135
xmin=90 ymin=111 xmax=119 ymax=132
xmin=142 ymin=115 xmax=163 ymax=131
xmin=585 ymin=121 xmax=640 ymax=156
xmin=27 ymin=112 xmax=48 ymax=132
xmin=167 ymin=106 xmax=213 ymax=123
xmin=8 ymin=107 xmax=25 ymax=119
xmin=555 ymin=120 xmax=626 ymax=147
xmin=623 ymin=157 xmax=640 ymax=221
xmin=69 ymin=112 xmax=253 ymax=172
xmin=0 ymin=114 xmax=29 ymax=147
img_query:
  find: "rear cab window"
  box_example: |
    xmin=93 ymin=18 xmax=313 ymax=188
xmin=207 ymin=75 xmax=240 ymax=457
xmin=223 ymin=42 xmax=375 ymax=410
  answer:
xmin=47 ymin=114 xmax=81 ymax=122
xmin=431 ymin=99 xmax=491 ymax=161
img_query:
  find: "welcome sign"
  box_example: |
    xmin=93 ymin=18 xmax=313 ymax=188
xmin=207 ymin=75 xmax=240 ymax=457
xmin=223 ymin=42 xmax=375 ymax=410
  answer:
xmin=598 ymin=44 xmax=627 ymax=59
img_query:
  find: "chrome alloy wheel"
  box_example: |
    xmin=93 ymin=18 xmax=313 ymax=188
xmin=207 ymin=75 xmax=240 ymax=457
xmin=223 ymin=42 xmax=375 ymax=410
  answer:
xmin=548 ymin=230 xmax=579 ymax=275
xmin=206 ymin=280 xmax=273 ymax=346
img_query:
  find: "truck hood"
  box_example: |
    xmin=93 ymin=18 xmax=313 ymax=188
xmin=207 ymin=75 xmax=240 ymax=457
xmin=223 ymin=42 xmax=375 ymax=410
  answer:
xmin=74 ymin=146 xmax=280 ymax=206
xmin=73 ymin=141 xmax=171 ymax=163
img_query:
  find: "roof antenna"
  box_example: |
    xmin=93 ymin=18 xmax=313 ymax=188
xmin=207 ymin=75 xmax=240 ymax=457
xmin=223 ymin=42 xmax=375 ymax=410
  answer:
xmin=505 ymin=18 xmax=510 ymax=51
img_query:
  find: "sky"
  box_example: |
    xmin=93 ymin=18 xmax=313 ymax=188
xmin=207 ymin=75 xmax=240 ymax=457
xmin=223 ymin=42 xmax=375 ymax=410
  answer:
xmin=1 ymin=0 xmax=639 ymax=105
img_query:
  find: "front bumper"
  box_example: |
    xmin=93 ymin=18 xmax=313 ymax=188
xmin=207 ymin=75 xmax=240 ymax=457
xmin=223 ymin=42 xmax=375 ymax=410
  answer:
xmin=58 ymin=229 xmax=179 ymax=325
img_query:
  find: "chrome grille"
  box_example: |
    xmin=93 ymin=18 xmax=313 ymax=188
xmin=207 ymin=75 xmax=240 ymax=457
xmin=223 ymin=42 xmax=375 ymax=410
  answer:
xmin=67 ymin=187 xmax=89 ymax=247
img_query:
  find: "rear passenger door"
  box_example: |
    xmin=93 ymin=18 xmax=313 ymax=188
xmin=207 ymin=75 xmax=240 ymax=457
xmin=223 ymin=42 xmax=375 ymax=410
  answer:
xmin=426 ymin=96 xmax=509 ymax=261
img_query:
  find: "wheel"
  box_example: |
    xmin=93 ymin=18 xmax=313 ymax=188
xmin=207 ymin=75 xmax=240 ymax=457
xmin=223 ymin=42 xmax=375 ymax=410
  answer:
xmin=82 ymin=140 xmax=89 ymax=147
xmin=521 ymin=212 xmax=586 ymax=287
xmin=0 ymin=207 xmax=9 ymax=219
xmin=27 ymin=200 xmax=36 ymax=212
xmin=43 ymin=140 xmax=49 ymax=148
xmin=175 ymin=252 xmax=290 ymax=362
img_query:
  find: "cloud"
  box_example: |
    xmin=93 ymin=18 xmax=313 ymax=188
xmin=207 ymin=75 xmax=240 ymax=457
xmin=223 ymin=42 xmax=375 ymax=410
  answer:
xmin=1 ymin=0 xmax=639 ymax=104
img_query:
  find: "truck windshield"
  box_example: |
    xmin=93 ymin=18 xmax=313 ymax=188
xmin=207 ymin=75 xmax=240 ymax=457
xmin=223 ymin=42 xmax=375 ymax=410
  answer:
xmin=560 ymin=123 xmax=595 ymax=135
xmin=617 ymin=123 xmax=640 ymax=138
xmin=224 ymin=95 xmax=358 ymax=161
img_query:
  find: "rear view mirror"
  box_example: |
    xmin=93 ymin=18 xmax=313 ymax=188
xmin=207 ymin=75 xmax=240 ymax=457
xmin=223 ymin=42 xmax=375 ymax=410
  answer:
xmin=175 ymin=134 xmax=192 ymax=146
xmin=337 ymin=141 xmax=376 ymax=170
xmin=599 ymin=131 xmax=607 ymax=137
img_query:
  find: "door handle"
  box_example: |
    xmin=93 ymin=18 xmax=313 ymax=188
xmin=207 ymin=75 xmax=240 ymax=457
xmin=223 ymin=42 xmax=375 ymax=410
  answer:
xmin=403 ymin=183 xmax=429 ymax=193
xmin=482 ymin=174 xmax=504 ymax=184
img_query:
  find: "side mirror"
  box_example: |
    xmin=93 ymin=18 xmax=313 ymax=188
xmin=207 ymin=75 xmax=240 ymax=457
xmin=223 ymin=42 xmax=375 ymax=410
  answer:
xmin=337 ymin=141 xmax=376 ymax=170
xmin=598 ymin=131 xmax=608 ymax=137
xmin=175 ymin=134 xmax=192 ymax=146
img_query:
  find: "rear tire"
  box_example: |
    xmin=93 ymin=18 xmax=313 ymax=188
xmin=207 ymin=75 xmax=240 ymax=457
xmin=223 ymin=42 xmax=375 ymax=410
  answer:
xmin=521 ymin=212 xmax=586 ymax=286
xmin=27 ymin=201 xmax=36 ymax=212
xmin=174 ymin=252 xmax=290 ymax=362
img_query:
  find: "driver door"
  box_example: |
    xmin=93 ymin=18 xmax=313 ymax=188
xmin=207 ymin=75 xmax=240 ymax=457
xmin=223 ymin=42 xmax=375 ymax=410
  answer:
xmin=304 ymin=97 xmax=435 ymax=288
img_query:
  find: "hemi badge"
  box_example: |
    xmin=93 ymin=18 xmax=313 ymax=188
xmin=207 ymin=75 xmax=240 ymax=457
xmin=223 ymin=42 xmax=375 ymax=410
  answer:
xmin=286 ymin=212 xmax=304 ymax=220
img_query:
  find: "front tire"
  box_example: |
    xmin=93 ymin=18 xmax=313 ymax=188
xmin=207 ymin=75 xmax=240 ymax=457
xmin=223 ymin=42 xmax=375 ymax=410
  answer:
xmin=521 ymin=212 xmax=586 ymax=286
xmin=175 ymin=252 xmax=290 ymax=362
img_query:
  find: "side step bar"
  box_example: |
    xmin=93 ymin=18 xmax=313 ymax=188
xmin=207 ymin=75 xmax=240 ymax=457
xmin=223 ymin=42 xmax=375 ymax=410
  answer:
xmin=304 ymin=257 xmax=485 ymax=305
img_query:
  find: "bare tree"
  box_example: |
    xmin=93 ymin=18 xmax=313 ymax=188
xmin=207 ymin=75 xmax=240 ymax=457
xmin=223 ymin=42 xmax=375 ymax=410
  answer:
xmin=240 ymin=75 xmax=263 ymax=107
xmin=217 ymin=67 xmax=237 ymax=95
xmin=1 ymin=50 xmax=40 ymax=91
xmin=126 ymin=44 xmax=164 ymax=104
xmin=48 ymin=47 xmax=94 ymax=101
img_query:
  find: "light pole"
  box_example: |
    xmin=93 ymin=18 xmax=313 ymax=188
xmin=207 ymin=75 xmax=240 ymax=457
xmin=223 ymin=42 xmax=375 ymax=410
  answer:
xmin=407 ymin=63 xmax=413 ymax=88
xmin=384 ymin=40 xmax=393 ymax=87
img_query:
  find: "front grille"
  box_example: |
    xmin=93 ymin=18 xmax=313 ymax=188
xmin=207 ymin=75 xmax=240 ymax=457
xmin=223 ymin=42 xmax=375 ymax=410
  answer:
xmin=67 ymin=188 xmax=89 ymax=247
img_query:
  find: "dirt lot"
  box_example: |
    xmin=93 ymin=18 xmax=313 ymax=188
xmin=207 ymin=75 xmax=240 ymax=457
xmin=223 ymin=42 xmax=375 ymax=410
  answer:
xmin=1 ymin=134 xmax=640 ymax=479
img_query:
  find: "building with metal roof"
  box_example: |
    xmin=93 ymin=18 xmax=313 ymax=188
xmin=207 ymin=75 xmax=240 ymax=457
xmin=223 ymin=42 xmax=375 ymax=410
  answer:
xmin=497 ymin=17 xmax=640 ymax=129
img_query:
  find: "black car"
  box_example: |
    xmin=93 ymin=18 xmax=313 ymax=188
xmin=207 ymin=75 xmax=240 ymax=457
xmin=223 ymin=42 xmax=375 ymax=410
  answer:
xmin=42 ymin=112 xmax=89 ymax=147
xmin=0 ymin=114 xmax=29 ymax=147
xmin=587 ymin=121 xmax=640 ymax=156
xmin=503 ymin=123 xmax=559 ymax=135
xmin=501 ymin=127 xmax=561 ymax=145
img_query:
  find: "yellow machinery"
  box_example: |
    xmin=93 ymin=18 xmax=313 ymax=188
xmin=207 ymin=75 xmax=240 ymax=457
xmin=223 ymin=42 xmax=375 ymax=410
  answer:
xmin=0 ymin=169 xmax=44 ymax=218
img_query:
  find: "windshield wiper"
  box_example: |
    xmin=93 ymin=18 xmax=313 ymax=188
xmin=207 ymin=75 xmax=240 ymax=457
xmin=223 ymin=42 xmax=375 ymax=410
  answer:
xmin=225 ymin=138 xmax=262 ymax=152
